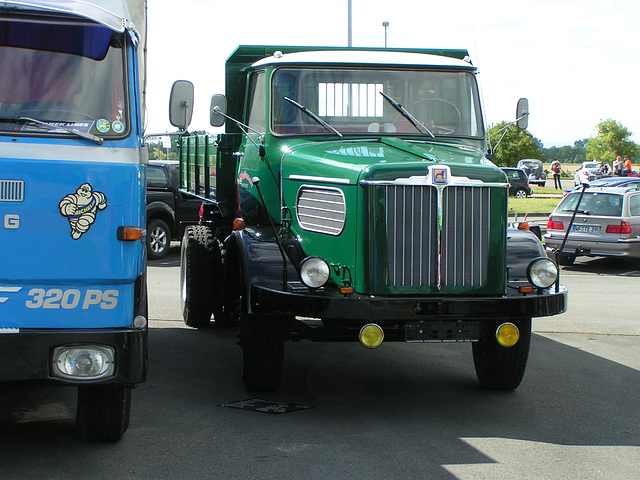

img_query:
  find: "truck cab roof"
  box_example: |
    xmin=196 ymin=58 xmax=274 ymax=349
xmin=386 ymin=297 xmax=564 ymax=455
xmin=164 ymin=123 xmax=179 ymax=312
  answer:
xmin=2 ymin=0 xmax=137 ymax=33
xmin=251 ymin=50 xmax=475 ymax=70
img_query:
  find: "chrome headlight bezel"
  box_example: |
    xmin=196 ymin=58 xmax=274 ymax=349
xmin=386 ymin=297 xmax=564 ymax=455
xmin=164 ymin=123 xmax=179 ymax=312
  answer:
xmin=52 ymin=345 xmax=115 ymax=381
xmin=299 ymin=256 xmax=330 ymax=289
xmin=526 ymin=257 xmax=558 ymax=289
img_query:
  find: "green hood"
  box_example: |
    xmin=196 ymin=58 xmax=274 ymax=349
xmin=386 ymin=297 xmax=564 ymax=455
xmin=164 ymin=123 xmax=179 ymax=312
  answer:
xmin=281 ymin=137 xmax=504 ymax=185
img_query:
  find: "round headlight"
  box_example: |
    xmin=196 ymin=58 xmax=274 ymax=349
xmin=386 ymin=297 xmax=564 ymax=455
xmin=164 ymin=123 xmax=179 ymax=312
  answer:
xmin=527 ymin=257 xmax=558 ymax=289
xmin=299 ymin=256 xmax=330 ymax=289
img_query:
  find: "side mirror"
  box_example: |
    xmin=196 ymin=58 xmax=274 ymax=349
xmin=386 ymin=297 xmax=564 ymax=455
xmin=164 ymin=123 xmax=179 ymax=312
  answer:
xmin=169 ymin=80 xmax=194 ymax=131
xmin=516 ymin=98 xmax=529 ymax=130
xmin=210 ymin=94 xmax=227 ymax=127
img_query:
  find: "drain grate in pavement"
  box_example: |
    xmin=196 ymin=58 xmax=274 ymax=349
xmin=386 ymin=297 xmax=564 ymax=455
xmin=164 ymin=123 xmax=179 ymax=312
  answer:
xmin=220 ymin=398 xmax=314 ymax=415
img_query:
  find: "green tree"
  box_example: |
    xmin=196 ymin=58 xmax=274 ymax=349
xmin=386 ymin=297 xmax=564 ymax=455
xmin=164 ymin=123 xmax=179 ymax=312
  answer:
xmin=487 ymin=122 xmax=545 ymax=167
xmin=586 ymin=119 xmax=639 ymax=164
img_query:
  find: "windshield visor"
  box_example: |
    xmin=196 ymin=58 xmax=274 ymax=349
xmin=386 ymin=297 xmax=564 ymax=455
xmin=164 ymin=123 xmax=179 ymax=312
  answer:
xmin=271 ymin=67 xmax=483 ymax=138
xmin=0 ymin=17 xmax=129 ymax=137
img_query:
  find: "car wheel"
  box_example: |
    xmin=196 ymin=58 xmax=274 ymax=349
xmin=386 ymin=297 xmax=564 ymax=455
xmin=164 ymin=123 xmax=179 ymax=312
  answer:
xmin=76 ymin=386 xmax=131 ymax=442
xmin=514 ymin=188 xmax=528 ymax=199
xmin=241 ymin=311 xmax=286 ymax=392
xmin=180 ymin=225 xmax=217 ymax=328
xmin=147 ymin=218 xmax=171 ymax=260
xmin=472 ymin=318 xmax=531 ymax=390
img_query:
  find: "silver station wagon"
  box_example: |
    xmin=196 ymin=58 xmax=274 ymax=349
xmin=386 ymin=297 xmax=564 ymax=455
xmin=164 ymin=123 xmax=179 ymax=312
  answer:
xmin=544 ymin=185 xmax=640 ymax=265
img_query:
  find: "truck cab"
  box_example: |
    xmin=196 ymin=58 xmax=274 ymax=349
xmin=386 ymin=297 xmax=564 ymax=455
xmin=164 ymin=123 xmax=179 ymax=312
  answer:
xmin=0 ymin=0 xmax=148 ymax=441
xmin=175 ymin=46 xmax=566 ymax=394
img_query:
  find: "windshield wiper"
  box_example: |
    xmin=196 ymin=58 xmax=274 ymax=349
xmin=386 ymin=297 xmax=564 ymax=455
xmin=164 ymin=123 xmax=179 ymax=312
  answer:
xmin=18 ymin=116 xmax=103 ymax=145
xmin=379 ymin=92 xmax=434 ymax=138
xmin=283 ymin=97 xmax=342 ymax=138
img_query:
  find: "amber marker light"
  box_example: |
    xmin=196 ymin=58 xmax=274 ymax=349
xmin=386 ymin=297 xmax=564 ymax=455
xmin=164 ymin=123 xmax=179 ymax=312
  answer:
xmin=496 ymin=322 xmax=520 ymax=347
xmin=117 ymin=226 xmax=144 ymax=241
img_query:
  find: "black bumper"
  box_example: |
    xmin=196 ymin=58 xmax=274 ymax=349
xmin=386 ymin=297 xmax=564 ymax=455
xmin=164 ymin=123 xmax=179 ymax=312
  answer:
xmin=251 ymin=283 xmax=567 ymax=325
xmin=0 ymin=328 xmax=147 ymax=385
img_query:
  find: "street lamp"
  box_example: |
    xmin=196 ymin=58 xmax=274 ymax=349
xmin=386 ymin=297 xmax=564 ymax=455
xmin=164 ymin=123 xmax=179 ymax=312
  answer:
xmin=382 ymin=21 xmax=389 ymax=48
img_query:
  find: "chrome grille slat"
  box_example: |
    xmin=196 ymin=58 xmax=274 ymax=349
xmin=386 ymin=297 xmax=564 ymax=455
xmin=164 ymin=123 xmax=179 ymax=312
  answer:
xmin=385 ymin=185 xmax=438 ymax=286
xmin=384 ymin=184 xmax=490 ymax=287
xmin=0 ymin=180 xmax=24 ymax=202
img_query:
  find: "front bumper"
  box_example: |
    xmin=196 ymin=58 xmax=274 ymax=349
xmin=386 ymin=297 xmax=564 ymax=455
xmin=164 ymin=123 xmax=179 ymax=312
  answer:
xmin=0 ymin=328 xmax=147 ymax=385
xmin=251 ymin=282 xmax=567 ymax=339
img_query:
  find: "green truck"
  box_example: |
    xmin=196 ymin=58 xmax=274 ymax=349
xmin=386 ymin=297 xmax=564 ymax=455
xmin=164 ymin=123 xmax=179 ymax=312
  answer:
xmin=171 ymin=45 xmax=567 ymax=392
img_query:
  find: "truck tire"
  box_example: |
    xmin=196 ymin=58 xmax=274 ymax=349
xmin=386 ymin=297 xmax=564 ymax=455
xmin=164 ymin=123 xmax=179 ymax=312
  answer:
xmin=180 ymin=225 xmax=216 ymax=328
xmin=472 ymin=318 xmax=531 ymax=390
xmin=76 ymin=386 xmax=131 ymax=442
xmin=147 ymin=218 xmax=171 ymax=260
xmin=241 ymin=311 xmax=285 ymax=392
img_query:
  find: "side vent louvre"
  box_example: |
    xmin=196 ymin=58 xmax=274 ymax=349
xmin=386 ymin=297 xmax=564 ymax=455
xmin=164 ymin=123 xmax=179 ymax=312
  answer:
xmin=296 ymin=186 xmax=346 ymax=235
xmin=0 ymin=180 xmax=24 ymax=202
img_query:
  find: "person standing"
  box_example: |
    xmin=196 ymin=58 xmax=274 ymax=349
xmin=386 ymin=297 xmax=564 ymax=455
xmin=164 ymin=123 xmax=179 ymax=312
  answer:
xmin=550 ymin=158 xmax=562 ymax=189
xmin=613 ymin=156 xmax=623 ymax=175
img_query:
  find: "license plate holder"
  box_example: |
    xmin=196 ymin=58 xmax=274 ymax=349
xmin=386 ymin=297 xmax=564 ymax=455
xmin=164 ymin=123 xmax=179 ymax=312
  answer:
xmin=573 ymin=225 xmax=600 ymax=234
xmin=405 ymin=321 xmax=479 ymax=343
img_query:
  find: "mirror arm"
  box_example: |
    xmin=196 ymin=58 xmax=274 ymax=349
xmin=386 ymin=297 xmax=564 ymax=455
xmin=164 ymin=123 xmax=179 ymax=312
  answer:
xmin=212 ymin=106 xmax=264 ymax=145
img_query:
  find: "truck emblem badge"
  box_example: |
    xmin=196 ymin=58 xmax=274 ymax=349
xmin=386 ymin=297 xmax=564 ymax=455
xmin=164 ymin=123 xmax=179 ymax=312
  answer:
xmin=432 ymin=167 xmax=449 ymax=185
xmin=59 ymin=183 xmax=107 ymax=239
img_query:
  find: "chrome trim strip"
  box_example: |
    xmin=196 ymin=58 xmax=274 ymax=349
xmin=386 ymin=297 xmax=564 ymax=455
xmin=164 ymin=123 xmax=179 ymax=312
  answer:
xmin=289 ymin=175 xmax=351 ymax=185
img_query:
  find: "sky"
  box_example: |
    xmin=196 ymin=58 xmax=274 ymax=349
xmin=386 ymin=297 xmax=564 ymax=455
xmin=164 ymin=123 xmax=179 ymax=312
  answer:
xmin=144 ymin=0 xmax=640 ymax=148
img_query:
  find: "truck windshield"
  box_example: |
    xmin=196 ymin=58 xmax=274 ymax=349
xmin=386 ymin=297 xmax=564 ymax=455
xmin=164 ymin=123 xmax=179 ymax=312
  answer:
xmin=271 ymin=67 xmax=483 ymax=138
xmin=0 ymin=18 xmax=129 ymax=138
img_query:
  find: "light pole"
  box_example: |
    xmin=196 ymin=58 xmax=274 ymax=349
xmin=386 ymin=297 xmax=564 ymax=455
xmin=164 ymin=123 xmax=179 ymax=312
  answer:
xmin=382 ymin=21 xmax=389 ymax=48
xmin=348 ymin=0 xmax=352 ymax=47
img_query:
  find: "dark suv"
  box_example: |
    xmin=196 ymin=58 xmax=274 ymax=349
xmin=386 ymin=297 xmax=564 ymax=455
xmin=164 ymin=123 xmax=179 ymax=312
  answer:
xmin=500 ymin=167 xmax=532 ymax=198
xmin=146 ymin=160 xmax=201 ymax=259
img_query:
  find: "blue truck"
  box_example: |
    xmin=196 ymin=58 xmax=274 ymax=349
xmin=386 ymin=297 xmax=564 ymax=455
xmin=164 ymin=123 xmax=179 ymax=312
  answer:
xmin=0 ymin=0 xmax=148 ymax=441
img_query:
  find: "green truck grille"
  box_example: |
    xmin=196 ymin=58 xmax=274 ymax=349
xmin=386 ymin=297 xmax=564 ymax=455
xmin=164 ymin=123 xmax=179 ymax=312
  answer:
xmin=383 ymin=184 xmax=491 ymax=288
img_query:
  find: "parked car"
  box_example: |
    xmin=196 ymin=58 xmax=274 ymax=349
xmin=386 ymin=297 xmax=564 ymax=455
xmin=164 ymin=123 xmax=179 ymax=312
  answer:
xmin=564 ymin=176 xmax=640 ymax=196
xmin=516 ymin=159 xmax=546 ymax=186
xmin=544 ymin=185 xmax=640 ymax=265
xmin=573 ymin=161 xmax=604 ymax=185
xmin=501 ymin=167 xmax=532 ymax=198
xmin=146 ymin=160 xmax=202 ymax=259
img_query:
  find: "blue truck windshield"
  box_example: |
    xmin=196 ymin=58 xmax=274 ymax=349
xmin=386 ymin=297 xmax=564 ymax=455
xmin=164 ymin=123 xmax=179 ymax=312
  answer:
xmin=271 ymin=67 xmax=483 ymax=138
xmin=0 ymin=19 xmax=128 ymax=137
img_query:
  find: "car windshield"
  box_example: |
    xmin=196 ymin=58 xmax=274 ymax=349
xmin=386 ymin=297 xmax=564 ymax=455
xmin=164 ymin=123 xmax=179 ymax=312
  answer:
xmin=271 ymin=67 xmax=483 ymax=138
xmin=558 ymin=192 xmax=623 ymax=217
xmin=0 ymin=17 xmax=129 ymax=138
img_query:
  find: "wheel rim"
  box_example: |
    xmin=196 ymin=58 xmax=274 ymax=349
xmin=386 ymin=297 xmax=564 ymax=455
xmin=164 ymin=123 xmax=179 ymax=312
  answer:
xmin=149 ymin=227 xmax=167 ymax=253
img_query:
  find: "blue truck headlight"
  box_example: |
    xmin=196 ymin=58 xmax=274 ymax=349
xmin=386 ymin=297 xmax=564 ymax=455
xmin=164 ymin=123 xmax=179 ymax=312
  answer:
xmin=527 ymin=258 xmax=558 ymax=289
xmin=52 ymin=346 xmax=115 ymax=380
xmin=299 ymin=256 xmax=330 ymax=289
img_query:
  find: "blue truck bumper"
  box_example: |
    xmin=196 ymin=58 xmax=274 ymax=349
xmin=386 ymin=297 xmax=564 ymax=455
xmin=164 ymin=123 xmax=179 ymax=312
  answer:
xmin=0 ymin=328 xmax=147 ymax=385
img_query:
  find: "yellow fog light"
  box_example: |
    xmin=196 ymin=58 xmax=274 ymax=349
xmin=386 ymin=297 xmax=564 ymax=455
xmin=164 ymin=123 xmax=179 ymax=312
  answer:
xmin=359 ymin=324 xmax=384 ymax=348
xmin=496 ymin=323 xmax=520 ymax=347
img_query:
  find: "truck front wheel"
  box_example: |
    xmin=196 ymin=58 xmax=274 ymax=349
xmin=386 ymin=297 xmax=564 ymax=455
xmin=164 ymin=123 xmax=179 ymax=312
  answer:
xmin=241 ymin=312 xmax=285 ymax=392
xmin=76 ymin=386 xmax=131 ymax=442
xmin=180 ymin=225 xmax=216 ymax=328
xmin=472 ymin=318 xmax=532 ymax=390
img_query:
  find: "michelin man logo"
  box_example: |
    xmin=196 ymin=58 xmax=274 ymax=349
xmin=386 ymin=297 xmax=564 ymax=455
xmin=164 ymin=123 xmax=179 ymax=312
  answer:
xmin=59 ymin=183 xmax=107 ymax=239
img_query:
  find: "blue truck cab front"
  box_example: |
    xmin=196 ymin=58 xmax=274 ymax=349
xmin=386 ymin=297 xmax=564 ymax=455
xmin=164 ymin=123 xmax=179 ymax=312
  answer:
xmin=0 ymin=0 xmax=148 ymax=441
